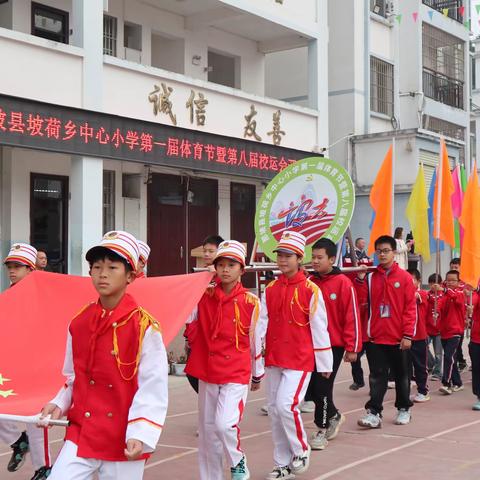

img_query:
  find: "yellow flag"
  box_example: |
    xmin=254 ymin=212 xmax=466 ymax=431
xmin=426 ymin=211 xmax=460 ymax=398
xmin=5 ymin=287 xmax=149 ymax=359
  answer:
xmin=459 ymin=164 xmax=480 ymax=288
xmin=406 ymin=164 xmax=430 ymax=262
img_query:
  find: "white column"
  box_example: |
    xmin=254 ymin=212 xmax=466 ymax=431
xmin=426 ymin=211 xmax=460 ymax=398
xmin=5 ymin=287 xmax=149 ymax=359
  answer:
xmin=0 ymin=147 xmax=13 ymax=290
xmin=69 ymin=0 xmax=104 ymax=275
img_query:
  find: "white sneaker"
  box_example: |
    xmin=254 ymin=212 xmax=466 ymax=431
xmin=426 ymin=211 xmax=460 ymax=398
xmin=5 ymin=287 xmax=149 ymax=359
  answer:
xmin=357 ymin=410 xmax=382 ymax=428
xmin=309 ymin=430 xmax=328 ymax=450
xmin=452 ymin=385 xmax=464 ymax=392
xmin=300 ymin=401 xmax=315 ymax=413
xmin=290 ymin=445 xmax=311 ymax=474
xmin=387 ymin=381 xmax=395 ymax=389
xmin=260 ymin=405 xmax=269 ymax=415
xmin=325 ymin=413 xmax=345 ymax=440
xmin=413 ymin=393 xmax=431 ymax=403
xmin=265 ymin=466 xmax=295 ymax=479
xmin=439 ymin=385 xmax=453 ymax=395
xmin=395 ymin=409 xmax=411 ymax=425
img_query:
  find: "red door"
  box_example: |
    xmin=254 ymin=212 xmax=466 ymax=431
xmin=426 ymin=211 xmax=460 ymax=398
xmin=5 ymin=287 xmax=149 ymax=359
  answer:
xmin=148 ymin=173 xmax=218 ymax=276
xmin=230 ymin=182 xmax=256 ymax=287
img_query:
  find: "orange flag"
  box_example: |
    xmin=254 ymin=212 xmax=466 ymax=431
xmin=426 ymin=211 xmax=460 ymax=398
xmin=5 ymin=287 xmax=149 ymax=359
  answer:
xmin=0 ymin=270 xmax=213 ymax=415
xmin=459 ymin=164 xmax=480 ymax=288
xmin=368 ymin=144 xmax=393 ymax=255
xmin=433 ymin=138 xmax=455 ymax=247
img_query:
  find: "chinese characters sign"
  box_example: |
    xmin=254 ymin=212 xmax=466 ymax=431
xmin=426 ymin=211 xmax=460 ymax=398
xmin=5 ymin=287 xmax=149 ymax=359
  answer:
xmin=254 ymin=157 xmax=355 ymax=262
xmin=0 ymin=94 xmax=312 ymax=180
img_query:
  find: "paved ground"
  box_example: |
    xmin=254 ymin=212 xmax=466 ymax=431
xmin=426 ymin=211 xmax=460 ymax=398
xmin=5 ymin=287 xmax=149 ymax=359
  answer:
xmin=1 ymin=352 xmax=480 ymax=480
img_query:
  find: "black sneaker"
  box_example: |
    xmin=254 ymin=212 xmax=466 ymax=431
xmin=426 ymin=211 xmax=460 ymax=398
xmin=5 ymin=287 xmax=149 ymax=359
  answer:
xmin=7 ymin=431 xmax=29 ymax=472
xmin=31 ymin=466 xmax=52 ymax=480
xmin=349 ymin=382 xmax=365 ymax=391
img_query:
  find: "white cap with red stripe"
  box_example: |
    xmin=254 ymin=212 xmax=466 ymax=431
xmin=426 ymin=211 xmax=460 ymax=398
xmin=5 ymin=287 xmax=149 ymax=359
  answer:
xmin=86 ymin=231 xmax=140 ymax=271
xmin=214 ymin=240 xmax=246 ymax=267
xmin=137 ymin=240 xmax=151 ymax=263
xmin=4 ymin=243 xmax=38 ymax=270
xmin=273 ymin=231 xmax=306 ymax=257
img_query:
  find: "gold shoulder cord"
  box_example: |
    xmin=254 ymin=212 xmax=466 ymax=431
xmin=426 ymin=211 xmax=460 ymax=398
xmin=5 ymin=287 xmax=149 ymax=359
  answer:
xmin=290 ymin=286 xmax=312 ymax=327
xmin=112 ymin=308 xmax=161 ymax=381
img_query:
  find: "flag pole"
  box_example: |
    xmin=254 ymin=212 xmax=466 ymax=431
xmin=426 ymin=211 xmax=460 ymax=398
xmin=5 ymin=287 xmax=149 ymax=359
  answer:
xmin=392 ymin=137 xmax=396 ymax=234
xmin=0 ymin=413 xmax=69 ymax=427
xmin=434 ymin=138 xmax=445 ymax=325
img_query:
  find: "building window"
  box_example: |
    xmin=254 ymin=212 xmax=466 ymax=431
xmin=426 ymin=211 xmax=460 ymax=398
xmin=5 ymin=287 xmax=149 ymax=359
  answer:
xmin=122 ymin=173 xmax=140 ymax=199
xmin=370 ymin=56 xmax=394 ymax=117
xmin=31 ymin=2 xmax=69 ymax=44
xmin=422 ymin=115 xmax=465 ymax=140
xmin=207 ymin=50 xmax=240 ymax=89
xmin=124 ymin=21 xmax=142 ymax=51
xmin=103 ymin=15 xmax=117 ymax=56
xmin=370 ymin=0 xmax=392 ymax=18
xmin=422 ymin=1 xmax=464 ymax=23
xmin=103 ymin=170 xmax=116 ymax=234
xmin=422 ymin=23 xmax=464 ymax=109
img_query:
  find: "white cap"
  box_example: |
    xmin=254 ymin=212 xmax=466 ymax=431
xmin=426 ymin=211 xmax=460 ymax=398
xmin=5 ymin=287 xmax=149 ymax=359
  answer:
xmin=273 ymin=231 xmax=306 ymax=257
xmin=137 ymin=240 xmax=151 ymax=263
xmin=86 ymin=231 xmax=140 ymax=270
xmin=214 ymin=240 xmax=247 ymax=267
xmin=4 ymin=243 xmax=38 ymax=270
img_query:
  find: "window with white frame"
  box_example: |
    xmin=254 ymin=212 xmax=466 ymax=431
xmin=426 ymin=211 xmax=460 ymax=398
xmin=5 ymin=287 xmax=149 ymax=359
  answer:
xmin=103 ymin=15 xmax=117 ymax=56
xmin=103 ymin=170 xmax=116 ymax=234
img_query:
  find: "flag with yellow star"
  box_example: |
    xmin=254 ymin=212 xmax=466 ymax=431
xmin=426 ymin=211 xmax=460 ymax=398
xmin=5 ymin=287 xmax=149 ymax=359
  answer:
xmin=0 ymin=270 xmax=213 ymax=414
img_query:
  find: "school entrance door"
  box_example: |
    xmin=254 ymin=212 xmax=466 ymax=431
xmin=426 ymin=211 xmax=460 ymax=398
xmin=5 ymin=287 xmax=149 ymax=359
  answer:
xmin=147 ymin=173 xmax=218 ymax=276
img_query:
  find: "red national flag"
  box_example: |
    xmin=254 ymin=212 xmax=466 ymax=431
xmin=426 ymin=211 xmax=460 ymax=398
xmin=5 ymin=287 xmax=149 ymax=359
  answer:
xmin=0 ymin=271 xmax=213 ymax=415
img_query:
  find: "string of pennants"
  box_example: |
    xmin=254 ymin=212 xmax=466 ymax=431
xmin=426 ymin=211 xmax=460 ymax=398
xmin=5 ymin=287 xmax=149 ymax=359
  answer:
xmin=391 ymin=5 xmax=475 ymax=30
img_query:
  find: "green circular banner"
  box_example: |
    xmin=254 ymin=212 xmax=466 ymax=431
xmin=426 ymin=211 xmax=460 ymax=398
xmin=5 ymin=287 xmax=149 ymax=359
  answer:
xmin=254 ymin=157 xmax=355 ymax=263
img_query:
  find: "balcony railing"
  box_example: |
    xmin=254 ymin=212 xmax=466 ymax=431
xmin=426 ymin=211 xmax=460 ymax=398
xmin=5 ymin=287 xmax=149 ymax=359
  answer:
xmin=423 ymin=68 xmax=464 ymax=109
xmin=422 ymin=0 xmax=464 ymax=23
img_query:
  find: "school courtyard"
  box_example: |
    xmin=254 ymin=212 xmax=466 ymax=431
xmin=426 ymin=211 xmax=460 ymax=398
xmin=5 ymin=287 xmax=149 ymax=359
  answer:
xmin=1 ymin=357 xmax=478 ymax=480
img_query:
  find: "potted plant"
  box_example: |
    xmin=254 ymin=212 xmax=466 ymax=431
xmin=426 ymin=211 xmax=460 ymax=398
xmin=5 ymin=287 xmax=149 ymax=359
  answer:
xmin=171 ymin=354 xmax=187 ymax=376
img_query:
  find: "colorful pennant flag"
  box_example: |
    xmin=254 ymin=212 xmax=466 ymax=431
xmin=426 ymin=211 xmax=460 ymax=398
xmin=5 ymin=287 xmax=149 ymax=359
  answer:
xmin=476 ymin=4 xmax=480 ymax=15
xmin=412 ymin=12 xmax=418 ymax=22
xmin=406 ymin=164 xmax=430 ymax=262
xmin=395 ymin=14 xmax=402 ymax=24
xmin=442 ymin=8 xmax=449 ymax=17
xmin=368 ymin=145 xmax=393 ymax=255
xmin=459 ymin=164 xmax=480 ymax=288
xmin=459 ymin=6 xmax=465 ymax=17
xmin=433 ymin=138 xmax=456 ymax=247
xmin=428 ymin=168 xmax=444 ymax=254
xmin=428 ymin=10 xmax=434 ymax=21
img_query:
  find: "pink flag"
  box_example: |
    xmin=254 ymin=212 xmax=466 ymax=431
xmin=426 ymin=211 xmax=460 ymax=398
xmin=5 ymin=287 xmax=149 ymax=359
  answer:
xmin=451 ymin=165 xmax=464 ymax=218
xmin=412 ymin=12 xmax=418 ymax=22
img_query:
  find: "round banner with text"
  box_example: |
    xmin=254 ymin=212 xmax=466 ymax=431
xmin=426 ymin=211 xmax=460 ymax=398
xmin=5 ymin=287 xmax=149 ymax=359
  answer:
xmin=254 ymin=156 xmax=355 ymax=263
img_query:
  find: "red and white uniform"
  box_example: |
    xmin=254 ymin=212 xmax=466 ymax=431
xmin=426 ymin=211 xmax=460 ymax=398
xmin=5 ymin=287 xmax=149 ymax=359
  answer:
xmin=414 ymin=290 xmax=429 ymax=341
xmin=309 ymin=268 xmax=362 ymax=352
xmin=185 ymin=282 xmax=262 ymax=480
xmin=48 ymin=294 xmax=168 ymax=480
xmin=471 ymin=292 xmax=480 ymax=344
xmin=356 ymin=262 xmax=417 ymax=344
xmin=256 ymin=270 xmax=332 ymax=467
xmin=438 ymin=288 xmax=466 ymax=339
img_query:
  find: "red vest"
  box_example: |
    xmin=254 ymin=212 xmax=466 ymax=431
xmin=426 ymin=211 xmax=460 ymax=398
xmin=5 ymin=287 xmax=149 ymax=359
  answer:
xmin=264 ymin=271 xmax=318 ymax=372
xmin=66 ymin=294 xmax=153 ymax=461
xmin=186 ymin=282 xmax=259 ymax=384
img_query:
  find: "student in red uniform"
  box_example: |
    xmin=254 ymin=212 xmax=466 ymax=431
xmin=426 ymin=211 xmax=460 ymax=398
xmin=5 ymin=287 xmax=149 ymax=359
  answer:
xmin=307 ymin=238 xmax=361 ymax=450
xmin=256 ymin=231 xmax=332 ymax=480
xmin=1 ymin=244 xmax=51 ymax=480
xmin=185 ymin=234 xmax=224 ymax=395
xmin=40 ymin=231 xmax=168 ymax=480
xmin=438 ymin=270 xmax=466 ymax=395
xmin=426 ymin=274 xmax=443 ymax=381
xmin=185 ymin=240 xmax=262 ymax=480
xmin=407 ymin=269 xmax=430 ymax=402
xmin=468 ymin=288 xmax=480 ymax=410
xmin=356 ymin=235 xmax=417 ymax=428
xmin=135 ymin=240 xmax=150 ymax=279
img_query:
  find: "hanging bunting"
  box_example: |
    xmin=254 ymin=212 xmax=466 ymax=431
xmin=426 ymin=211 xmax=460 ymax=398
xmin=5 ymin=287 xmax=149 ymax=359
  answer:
xmin=428 ymin=10 xmax=434 ymax=21
xmin=442 ymin=8 xmax=449 ymax=17
xmin=458 ymin=6 xmax=465 ymax=17
xmin=476 ymin=4 xmax=480 ymax=15
xmin=464 ymin=19 xmax=471 ymax=30
xmin=395 ymin=14 xmax=402 ymax=24
xmin=412 ymin=12 xmax=418 ymax=22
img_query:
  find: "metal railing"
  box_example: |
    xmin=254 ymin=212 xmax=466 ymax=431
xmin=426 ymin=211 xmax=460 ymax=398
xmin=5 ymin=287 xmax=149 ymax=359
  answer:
xmin=422 ymin=0 xmax=464 ymax=23
xmin=423 ymin=68 xmax=464 ymax=109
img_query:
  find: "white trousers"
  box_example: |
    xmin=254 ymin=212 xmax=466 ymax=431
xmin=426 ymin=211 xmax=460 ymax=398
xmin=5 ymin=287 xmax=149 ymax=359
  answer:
xmin=0 ymin=421 xmax=50 ymax=469
xmin=48 ymin=440 xmax=145 ymax=480
xmin=266 ymin=367 xmax=311 ymax=467
xmin=198 ymin=380 xmax=248 ymax=480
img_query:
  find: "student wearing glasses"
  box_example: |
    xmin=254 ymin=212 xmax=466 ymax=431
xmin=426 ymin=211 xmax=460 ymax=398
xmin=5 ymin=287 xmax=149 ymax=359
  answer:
xmin=355 ymin=235 xmax=417 ymax=428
